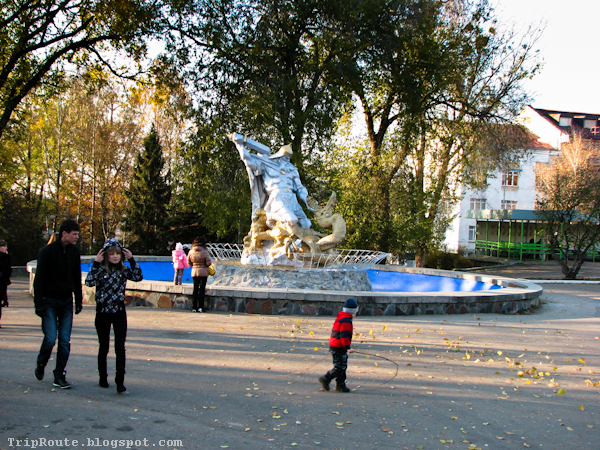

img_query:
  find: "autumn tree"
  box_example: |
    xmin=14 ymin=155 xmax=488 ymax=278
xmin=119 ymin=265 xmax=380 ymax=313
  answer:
xmin=330 ymin=0 xmax=541 ymax=263
xmin=535 ymin=135 xmax=600 ymax=279
xmin=0 ymin=0 xmax=163 ymax=143
xmin=123 ymin=125 xmax=171 ymax=254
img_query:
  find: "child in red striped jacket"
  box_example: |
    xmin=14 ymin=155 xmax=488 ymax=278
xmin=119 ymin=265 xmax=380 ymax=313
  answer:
xmin=318 ymin=298 xmax=359 ymax=393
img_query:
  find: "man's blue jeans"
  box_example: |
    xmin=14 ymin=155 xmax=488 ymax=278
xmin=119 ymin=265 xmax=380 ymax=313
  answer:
xmin=37 ymin=299 xmax=73 ymax=377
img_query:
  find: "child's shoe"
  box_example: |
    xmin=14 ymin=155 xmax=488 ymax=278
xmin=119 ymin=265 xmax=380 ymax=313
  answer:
xmin=318 ymin=376 xmax=331 ymax=391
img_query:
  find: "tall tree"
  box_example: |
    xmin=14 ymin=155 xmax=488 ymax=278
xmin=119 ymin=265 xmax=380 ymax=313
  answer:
xmin=123 ymin=125 xmax=171 ymax=254
xmin=536 ymin=135 xmax=600 ymax=279
xmin=0 ymin=0 xmax=160 ymax=142
xmin=161 ymin=0 xmax=355 ymax=175
xmin=332 ymin=0 xmax=541 ymax=262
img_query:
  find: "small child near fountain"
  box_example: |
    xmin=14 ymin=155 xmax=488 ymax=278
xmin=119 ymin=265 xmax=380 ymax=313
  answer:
xmin=318 ymin=298 xmax=358 ymax=393
xmin=172 ymin=242 xmax=188 ymax=285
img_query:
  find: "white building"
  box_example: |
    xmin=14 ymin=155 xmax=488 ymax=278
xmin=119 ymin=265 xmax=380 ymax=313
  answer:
xmin=444 ymin=106 xmax=600 ymax=256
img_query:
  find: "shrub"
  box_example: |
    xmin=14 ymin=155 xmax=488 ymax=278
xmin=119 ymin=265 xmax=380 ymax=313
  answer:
xmin=425 ymin=251 xmax=474 ymax=270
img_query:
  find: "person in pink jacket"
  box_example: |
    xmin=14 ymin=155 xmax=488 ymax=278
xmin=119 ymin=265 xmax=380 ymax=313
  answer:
xmin=172 ymin=243 xmax=188 ymax=285
xmin=186 ymin=236 xmax=212 ymax=312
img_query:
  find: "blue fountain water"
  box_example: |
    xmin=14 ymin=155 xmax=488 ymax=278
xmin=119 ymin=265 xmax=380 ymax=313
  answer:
xmin=82 ymin=261 xmax=502 ymax=292
xmin=367 ymin=269 xmax=501 ymax=292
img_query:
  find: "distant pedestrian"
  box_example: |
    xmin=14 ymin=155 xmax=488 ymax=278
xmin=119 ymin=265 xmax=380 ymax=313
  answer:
xmin=172 ymin=242 xmax=188 ymax=285
xmin=85 ymin=238 xmax=143 ymax=393
xmin=0 ymin=240 xmax=11 ymax=328
xmin=187 ymin=236 xmax=212 ymax=313
xmin=166 ymin=239 xmax=175 ymax=254
xmin=33 ymin=219 xmax=83 ymax=389
xmin=318 ymin=298 xmax=359 ymax=393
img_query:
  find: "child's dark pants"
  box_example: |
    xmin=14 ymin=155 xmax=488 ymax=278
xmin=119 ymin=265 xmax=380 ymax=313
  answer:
xmin=325 ymin=348 xmax=348 ymax=387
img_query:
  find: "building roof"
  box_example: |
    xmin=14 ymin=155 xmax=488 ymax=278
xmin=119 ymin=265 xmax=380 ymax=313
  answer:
xmin=531 ymin=107 xmax=600 ymax=141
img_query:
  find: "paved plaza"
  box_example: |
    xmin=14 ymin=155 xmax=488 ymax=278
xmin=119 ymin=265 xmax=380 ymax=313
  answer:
xmin=0 ymin=271 xmax=599 ymax=450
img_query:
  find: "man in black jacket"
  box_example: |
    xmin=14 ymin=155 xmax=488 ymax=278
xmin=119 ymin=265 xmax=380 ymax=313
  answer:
xmin=33 ymin=220 xmax=83 ymax=389
xmin=0 ymin=239 xmax=11 ymax=328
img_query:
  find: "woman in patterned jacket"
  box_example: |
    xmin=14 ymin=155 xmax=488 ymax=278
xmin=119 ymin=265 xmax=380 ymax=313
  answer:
xmin=85 ymin=238 xmax=142 ymax=393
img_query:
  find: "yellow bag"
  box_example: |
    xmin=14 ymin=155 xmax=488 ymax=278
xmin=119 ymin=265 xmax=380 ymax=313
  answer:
xmin=208 ymin=264 xmax=216 ymax=276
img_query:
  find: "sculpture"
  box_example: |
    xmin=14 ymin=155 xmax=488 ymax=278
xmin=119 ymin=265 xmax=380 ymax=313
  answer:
xmin=231 ymin=132 xmax=311 ymax=229
xmin=230 ymin=133 xmax=346 ymax=265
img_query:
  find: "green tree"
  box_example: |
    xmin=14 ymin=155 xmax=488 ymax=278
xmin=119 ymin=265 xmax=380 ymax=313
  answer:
xmin=331 ymin=0 xmax=541 ymax=262
xmin=536 ymin=135 xmax=600 ymax=279
xmin=123 ymin=125 xmax=171 ymax=254
xmin=162 ymin=0 xmax=355 ymax=174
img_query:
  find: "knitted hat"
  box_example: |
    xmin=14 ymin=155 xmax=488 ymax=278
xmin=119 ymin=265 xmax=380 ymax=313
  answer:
xmin=102 ymin=237 xmax=123 ymax=250
xmin=176 ymin=242 xmax=183 ymax=251
xmin=343 ymin=298 xmax=359 ymax=314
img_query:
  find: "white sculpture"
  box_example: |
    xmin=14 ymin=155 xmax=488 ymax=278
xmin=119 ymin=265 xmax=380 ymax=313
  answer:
xmin=229 ymin=132 xmax=346 ymax=265
xmin=230 ymin=132 xmax=312 ymax=229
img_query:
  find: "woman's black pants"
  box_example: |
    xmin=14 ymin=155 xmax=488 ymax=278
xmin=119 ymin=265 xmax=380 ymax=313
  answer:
xmin=95 ymin=309 xmax=127 ymax=383
xmin=192 ymin=276 xmax=208 ymax=311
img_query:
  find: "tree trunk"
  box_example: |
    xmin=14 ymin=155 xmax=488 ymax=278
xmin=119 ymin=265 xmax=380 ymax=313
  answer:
xmin=415 ymin=251 xmax=426 ymax=267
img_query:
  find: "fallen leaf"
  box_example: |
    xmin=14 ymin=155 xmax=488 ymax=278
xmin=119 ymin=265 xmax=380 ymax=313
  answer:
xmin=579 ymin=405 xmax=584 ymax=411
xmin=557 ymin=389 xmax=566 ymax=396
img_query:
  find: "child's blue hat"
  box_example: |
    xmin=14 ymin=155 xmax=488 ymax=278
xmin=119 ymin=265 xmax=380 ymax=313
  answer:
xmin=343 ymin=298 xmax=359 ymax=314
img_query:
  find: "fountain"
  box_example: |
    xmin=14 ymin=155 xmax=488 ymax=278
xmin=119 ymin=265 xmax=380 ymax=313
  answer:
xmin=28 ymin=134 xmax=543 ymax=315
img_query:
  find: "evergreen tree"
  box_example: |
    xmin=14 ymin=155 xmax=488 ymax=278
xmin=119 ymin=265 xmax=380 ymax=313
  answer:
xmin=124 ymin=125 xmax=171 ymax=254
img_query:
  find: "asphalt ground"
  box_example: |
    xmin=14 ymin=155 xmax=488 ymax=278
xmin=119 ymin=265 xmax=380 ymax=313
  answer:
xmin=0 ymin=274 xmax=599 ymax=450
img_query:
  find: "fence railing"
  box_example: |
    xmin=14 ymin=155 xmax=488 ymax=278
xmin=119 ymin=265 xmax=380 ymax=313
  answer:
xmin=206 ymin=243 xmax=390 ymax=270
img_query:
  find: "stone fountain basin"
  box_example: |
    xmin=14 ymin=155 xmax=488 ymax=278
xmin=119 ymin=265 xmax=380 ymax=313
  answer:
xmin=27 ymin=257 xmax=542 ymax=316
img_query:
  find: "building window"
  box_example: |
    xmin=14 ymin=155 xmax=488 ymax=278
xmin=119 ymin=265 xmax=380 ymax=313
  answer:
xmin=470 ymin=198 xmax=487 ymax=210
xmin=502 ymin=170 xmax=519 ymax=187
xmin=501 ymin=200 xmax=517 ymax=210
xmin=468 ymin=225 xmax=476 ymax=242
xmin=559 ymin=116 xmax=572 ymax=126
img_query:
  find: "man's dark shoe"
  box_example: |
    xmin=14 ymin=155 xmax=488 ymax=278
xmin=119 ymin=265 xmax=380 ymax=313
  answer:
xmin=116 ymin=382 xmax=127 ymax=393
xmin=318 ymin=376 xmax=331 ymax=391
xmin=335 ymin=384 xmax=350 ymax=393
xmin=34 ymin=365 xmax=44 ymax=381
xmin=53 ymin=372 xmax=71 ymax=389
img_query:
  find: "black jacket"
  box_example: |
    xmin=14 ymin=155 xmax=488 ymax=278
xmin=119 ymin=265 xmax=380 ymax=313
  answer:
xmin=0 ymin=252 xmax=11 ymax=287
xmin=33 ymin=240 xmax=82 ymax=309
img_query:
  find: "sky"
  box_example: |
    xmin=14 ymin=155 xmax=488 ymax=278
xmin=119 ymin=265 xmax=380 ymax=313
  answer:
xmin=495 ymin=0 xmax=600 ymax=114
